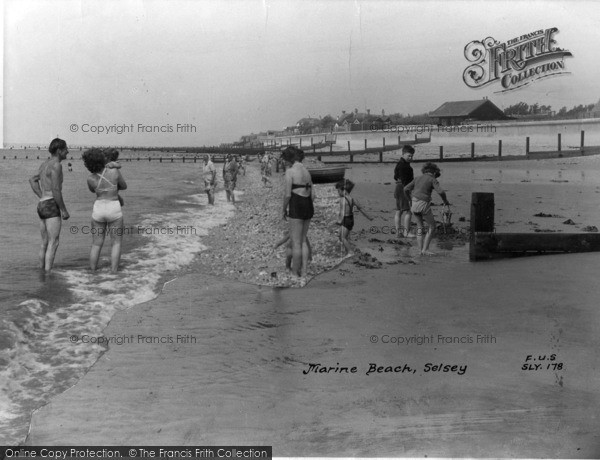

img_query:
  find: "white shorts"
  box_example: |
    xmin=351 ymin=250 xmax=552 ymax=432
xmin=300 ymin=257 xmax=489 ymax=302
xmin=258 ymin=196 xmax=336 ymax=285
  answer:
xmin=92 ymin=199 xmax=122 ymax=223
xmin=411 ymin=198 xmax=432 ymax=217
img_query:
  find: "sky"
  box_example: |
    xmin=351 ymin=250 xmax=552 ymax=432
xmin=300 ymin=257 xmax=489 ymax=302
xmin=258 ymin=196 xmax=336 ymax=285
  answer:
xmin=3 ymin=0 xmax=600 ymax=147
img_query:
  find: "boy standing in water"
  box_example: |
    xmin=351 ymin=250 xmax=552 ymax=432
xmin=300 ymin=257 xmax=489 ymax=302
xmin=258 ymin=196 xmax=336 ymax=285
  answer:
xmin=29 ymin=138 xmax=70 ymax=271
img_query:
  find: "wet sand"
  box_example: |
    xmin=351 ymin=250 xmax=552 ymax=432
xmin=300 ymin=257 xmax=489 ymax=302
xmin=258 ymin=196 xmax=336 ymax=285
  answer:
xmin=26 ymin=157 xmax=600 ymax=457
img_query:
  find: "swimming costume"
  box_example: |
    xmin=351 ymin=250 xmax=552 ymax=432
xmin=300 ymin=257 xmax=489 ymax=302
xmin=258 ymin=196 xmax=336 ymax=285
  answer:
xmin=37 ymin=198 xmax=61 ymax=220
xmin=341 ymin=215 xmax=354 ymax=231
xmin=291 ymin=183 xmax=312 ymax=190
xmin=92 ymin=200 xmax=123 ymax=223
xmin=288 ymin=193 xmax=314 ymax=220
xmin=341 ymin=195 xmax=354 ymax=230
xmin=95 ymin=169 xmax=118 ymax=193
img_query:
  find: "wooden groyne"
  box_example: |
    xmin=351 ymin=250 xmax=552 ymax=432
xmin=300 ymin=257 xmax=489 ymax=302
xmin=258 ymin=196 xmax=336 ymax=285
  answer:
xmin=320 ymin=130 xmax=599 ymax=164
xmin=469 ymin=192 xmax=600 ymax=261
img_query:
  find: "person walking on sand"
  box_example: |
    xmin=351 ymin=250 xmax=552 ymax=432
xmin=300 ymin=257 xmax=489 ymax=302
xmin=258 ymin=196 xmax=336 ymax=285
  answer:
xmin=404 ymin=162 xmax=450 ymax=256
xmin=82 ymin=148 xmax=127 ymax=273
xmin=335 ymin=179 xmax=374 ymax=255
xmin=394 ymin=144 xmax=415 ymax=238
xmin=223 ymin=154 xmax=239 ymax=203
xmin=281 ymin=146 xmax=313 ymax=279
xmin=203 ymin=154 xmax=216 ymax=205
xmin=29 ymin=138 xmax=70 ymax=271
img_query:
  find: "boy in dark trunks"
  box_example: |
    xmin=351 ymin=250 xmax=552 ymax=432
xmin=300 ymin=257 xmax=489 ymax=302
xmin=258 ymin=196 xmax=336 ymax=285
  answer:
xmin=393 ymin=144 xmax=415 ymax=238
xmin=335 ymin=179 xmax=373 ymax=255
xmin=29 ymin=138 xmax=70 ymax=271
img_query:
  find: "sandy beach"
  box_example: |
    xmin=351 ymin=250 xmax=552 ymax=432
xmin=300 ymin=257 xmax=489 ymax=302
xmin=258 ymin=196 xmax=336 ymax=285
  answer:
xmin=25 ymin=156 xmax=600 ymax=457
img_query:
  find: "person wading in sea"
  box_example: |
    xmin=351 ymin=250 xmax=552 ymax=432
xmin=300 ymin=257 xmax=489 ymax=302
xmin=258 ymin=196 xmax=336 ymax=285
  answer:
xmin=29 ymin=138 xmax=70 ymax=271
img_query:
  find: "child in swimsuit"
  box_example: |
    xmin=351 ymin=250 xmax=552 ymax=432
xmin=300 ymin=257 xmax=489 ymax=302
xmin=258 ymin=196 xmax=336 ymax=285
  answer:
xmin=335 ymin=179 xmax=373 ymax=255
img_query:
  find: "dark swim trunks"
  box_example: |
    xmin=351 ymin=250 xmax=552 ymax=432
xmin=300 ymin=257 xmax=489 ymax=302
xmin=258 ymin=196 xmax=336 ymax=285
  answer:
xmin=341 ymin=214 xmax=354 ymax=231
xmin=394 ymin=182 xmax=410 ymax=212
xmin=288 ymin=193 xmax=314 ymax=220
xmin=37 ymin=199 xmax=61 ymax=220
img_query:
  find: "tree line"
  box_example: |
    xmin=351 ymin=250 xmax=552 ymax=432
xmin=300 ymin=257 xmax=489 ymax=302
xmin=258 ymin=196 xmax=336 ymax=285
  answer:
xmin=504 ymin=100 xmax=598 ymax=119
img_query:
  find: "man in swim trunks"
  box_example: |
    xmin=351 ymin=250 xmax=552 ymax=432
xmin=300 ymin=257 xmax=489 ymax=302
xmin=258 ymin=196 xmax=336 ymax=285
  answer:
xmin=393 ymin=145 xmax=415 ymax=238
xmin=29 ymin=138 xmax=70 ymax=271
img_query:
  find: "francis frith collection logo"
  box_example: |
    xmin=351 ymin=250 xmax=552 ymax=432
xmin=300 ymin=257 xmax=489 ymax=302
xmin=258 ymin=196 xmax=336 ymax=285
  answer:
xmin=463 ymin=27 xmax=572 ymax=93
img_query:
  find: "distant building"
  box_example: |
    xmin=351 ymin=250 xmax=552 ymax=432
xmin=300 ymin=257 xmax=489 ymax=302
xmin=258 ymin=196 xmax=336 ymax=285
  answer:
xmin=429 ymin=99 xmax=509 ymax=126
xmin=335 ymin=108 xmax=378 ymax=131
xmin=296 ymin=117 xmax=321 ymax=134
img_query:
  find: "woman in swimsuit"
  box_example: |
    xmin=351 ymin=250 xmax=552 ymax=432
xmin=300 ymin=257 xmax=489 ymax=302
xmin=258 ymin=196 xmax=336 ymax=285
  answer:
xmin=82 ymin=148 xmax=127 ymax=273
xmin=281 ymin=146 xmax=314 ymax=278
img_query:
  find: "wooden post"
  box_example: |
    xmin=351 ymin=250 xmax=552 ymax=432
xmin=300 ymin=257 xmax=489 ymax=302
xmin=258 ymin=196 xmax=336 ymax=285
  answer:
xmin=439 ymin=146 xmax=443 ymax=160
xmin=383 ymin=137 xmax=386 ymax=148
xmin=329 ymin=144 xmax=333 ymax=154
xmin=348 ymin=141 xmax=353 ymax=163
xmin=379 ymin=151 xmax=383 ymax=163
xmin=311 ymin=137 xmax=313 ymax=146
xmin=558 ymin=133 xmax=561 ymax=152
xmin=299 ymin=138 xmax=302 ymax=147
xmin=398 ymin=135 xmax=401 ymax=145
xmin=526 ymin=137 xmax=530 ymax=156
xmin=364 ymin=139 xmax=367 ymax=150
xmin=471 ymin=142 xmax=475 ymax=159
xmin=498 ymin=140 xmax=502 ymax=159
xmin=469 ymin=192 xmax=495 ymax=261
xmin=470 ymin=192 xmax=495 ymax=233
xmin=581 ymin=130 xmax=585 ymax=150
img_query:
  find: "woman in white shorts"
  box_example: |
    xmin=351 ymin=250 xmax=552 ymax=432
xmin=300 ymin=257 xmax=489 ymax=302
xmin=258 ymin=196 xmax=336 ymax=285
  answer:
xmin=82 ymin=148 xmax=127 ymax=273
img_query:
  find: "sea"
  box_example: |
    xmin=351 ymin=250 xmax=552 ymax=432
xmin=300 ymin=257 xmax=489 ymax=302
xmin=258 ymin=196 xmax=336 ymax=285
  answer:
xmin=0 ymin=152 xmax=234 ymax=444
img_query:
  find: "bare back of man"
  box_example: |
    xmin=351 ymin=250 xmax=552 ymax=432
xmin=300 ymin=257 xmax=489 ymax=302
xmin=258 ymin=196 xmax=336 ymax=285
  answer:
xmin=29 ymin=139 xmax=70 ymax=271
